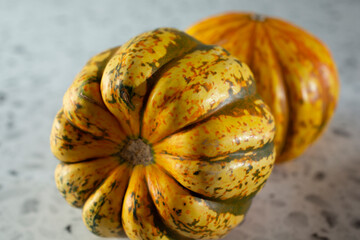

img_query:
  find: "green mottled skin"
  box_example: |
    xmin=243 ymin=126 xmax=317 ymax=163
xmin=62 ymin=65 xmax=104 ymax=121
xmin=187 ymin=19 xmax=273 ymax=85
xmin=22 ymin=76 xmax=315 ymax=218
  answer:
xmin=50 ymin=28 xmax=276 ymax=240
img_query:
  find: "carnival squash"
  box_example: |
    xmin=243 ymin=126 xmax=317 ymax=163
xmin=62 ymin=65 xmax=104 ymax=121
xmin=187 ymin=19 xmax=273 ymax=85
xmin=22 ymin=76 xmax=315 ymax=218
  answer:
xmin=50 ymin=28 xmax=275 ymax=239
xmin=187 ymin=13 xmax=339 ymax=163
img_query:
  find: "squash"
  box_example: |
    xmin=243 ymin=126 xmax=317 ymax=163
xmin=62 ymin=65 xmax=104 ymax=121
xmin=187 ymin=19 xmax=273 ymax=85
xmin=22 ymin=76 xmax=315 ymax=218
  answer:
xmin=50 ymin=28 xmax=275 ymax=239
xmin=187 ymin=13 xmax=339 ymax=163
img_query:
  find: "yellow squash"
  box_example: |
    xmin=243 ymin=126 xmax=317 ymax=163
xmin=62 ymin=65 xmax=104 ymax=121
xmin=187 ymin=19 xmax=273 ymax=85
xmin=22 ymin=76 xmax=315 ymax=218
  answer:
xmin=187 ymin=12 xmax=340 ymax=162
xmin=50 ymin=28 xmax=275 ymax=239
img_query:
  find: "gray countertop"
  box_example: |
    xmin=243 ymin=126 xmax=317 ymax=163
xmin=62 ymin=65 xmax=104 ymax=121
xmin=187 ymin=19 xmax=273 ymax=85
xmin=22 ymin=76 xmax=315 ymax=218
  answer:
xmin=0 ymin=0 xmax=359 ymax=239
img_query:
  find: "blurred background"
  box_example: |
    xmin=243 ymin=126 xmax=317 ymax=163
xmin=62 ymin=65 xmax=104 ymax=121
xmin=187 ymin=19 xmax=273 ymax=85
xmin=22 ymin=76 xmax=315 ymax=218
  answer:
xmin=0 ymin=0 xmax=359 ymax=239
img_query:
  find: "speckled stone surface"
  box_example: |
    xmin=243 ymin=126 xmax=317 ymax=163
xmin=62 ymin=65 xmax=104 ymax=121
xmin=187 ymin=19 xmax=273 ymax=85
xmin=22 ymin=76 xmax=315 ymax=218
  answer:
xmin=0 ymin=0 xmax=359 ymax=239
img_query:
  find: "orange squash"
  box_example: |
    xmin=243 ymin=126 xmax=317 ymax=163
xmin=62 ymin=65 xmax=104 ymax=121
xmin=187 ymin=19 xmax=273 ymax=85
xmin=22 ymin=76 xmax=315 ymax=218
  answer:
xmin=50 ymin=28 xmax=275 ymax=239
xmin=187 ymin=12 xmax=340 ymax=162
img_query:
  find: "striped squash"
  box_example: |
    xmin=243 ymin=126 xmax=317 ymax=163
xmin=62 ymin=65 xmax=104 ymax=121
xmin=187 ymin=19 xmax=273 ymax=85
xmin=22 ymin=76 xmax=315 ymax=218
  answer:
xmin=50 ymin=28 xmax=275 ymax=239
xmin=187 ymin=13 xmax=339 ymax=163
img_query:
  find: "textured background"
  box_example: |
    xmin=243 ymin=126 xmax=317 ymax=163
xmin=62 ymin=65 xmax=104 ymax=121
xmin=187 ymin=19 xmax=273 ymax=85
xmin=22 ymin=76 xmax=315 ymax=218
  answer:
xmin=0 ymin=0 xmax=359 ymax=239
